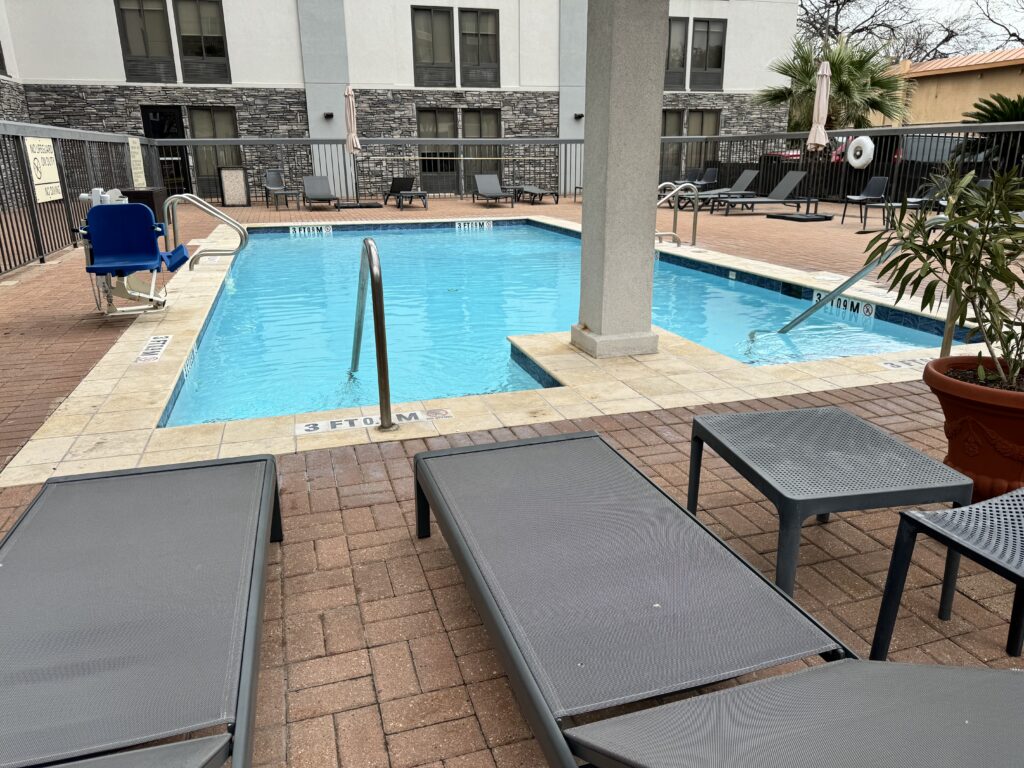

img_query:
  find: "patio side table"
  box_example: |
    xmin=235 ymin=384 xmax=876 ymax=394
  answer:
xmin=871 ymin=488 xmax=1024 ymax=660
xmin=687 ymin=407 xmax=974 ymax=595
xmin=396 ymin=190 xmax=428 ymax=210
xmin=271 ymin=190 xmax=300 ymax=210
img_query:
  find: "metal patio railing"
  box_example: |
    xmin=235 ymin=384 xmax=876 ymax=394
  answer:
xmin=2 ymin=118 xmax=1024 ymax=276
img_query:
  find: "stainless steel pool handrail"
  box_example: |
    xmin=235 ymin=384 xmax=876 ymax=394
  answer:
xmin=161 ymin=193 xmax=248 ymax=270
xmin=656 ymin=181 xmax=699 ymax=246
xmin=350 ymin=237 xmax=396 ymax=432
xmin=777 ymin=215 xmax=949 ymax=334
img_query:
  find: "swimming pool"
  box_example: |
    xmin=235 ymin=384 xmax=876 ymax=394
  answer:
xmin=163 ymin=221 xmax=949 ymax=426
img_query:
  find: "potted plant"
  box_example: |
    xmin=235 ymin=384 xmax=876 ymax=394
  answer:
xmin=867 ymin=166 xmax=1024 ymax=500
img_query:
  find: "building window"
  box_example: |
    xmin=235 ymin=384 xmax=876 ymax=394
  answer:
xmin=417 ymin=108 xmax=458 ymax=192
xmin=115 ymin=0 xmax=175 ymax=82
xmin=462 ymin=108 xmax=501 ymax=192
xmin=188 ymin=106 xmax=241 ymax=198
xmin=690 ymin=19 xmax=726 ymax=91
xmin=686 ymin=109 xmax=720 ymax=169
xmin=174 ymin=0 xmax=230 ymax=83
xmin=659 ymin=110 xmax=684 ymax=183
xmin=412 ymin=7 xmax=455 ymax=87
xmin=459 ymin=9 xmax=499 ymax=87
xmin=664 ymin=18 xmax=687 ymax=91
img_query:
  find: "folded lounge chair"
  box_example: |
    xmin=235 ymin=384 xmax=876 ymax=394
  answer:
xmin=81 ymin=202 xmax=189 ymax=315
xmin=414 ymin=432 xmax=1024 ymax=768
xmin=472 ymin=174 xmax=515 ymax=207
xmin=0 ymin=456 xmax=282 ymax=768
xmin=520 ymin=184 xmax=559 ymax=204
xmin=713 ymin=170 xmax=812 ymax=215
xmin=302 ymin=175 xmax=340 ymax=209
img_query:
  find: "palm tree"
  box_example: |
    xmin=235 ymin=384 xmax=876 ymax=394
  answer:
xmin=755 ymin=38 xmax=911 ymax=131
xmin=963 ymin=93 xmax=1024 ymax=123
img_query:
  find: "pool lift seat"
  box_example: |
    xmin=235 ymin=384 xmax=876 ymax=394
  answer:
xmin=80 ymin=203 xmax=190 ymax=315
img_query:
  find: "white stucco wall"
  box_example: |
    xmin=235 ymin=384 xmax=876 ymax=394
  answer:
xmin=0 ymin=0 xmax=17 ymax=79
xmin=6 ymin=0 xmax=125 ymax=83
xmin=343 ymin=0 xmax=559 ymax=90
xmin=222 ymin=0 xmax=304 ymax=87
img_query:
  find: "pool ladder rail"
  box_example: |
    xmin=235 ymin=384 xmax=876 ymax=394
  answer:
xmin=350 ymin=237 xmax=397 ymax=432
xmin=161 ymin=193 xmax=249 ymax=270
xmin=656 ymin=181 xmax=699 ymax=246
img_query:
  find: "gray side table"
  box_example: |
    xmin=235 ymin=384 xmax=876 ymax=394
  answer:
xmin=688 ymin=407 xmax=974 ymax=595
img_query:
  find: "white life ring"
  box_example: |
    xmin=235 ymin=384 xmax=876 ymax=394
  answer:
xmin=847 ymin=136 xmax=875 ymax=169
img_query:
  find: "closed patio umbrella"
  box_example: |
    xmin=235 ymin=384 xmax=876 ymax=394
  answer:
xmin=344 ymin=85 xmax=361 ymax=155
xmin=806 ymin=61 xmax=831 ymax=151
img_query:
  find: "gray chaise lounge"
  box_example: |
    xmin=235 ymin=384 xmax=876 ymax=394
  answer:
xmin=302 ymin=175 xmax=340 ymax=209
xmin=712 ymin=170 xmax=812 ymax=214
xmin=0 ymin=456 xmax=281 ymax=768
xmin=472 ymin=174 xmax=515 ymax=207
xmin=414 ymin=432 xmax=1024 ymax=768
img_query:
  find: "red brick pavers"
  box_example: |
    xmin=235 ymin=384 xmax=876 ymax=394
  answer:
xmin=0 ymin=381 xmax=1018 ymax=768
xmin=0 ymin=251 xmax=140 ymax=470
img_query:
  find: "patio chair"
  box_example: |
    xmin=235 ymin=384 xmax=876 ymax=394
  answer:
xmin=382 ymin=176 xmax=414 ymax=206
xmin=866 ymin=184 xmax=943 ymax=229
xmin=413 ymin=432 xmax=1024 ymax=768
xmin=679 ymin=169 xmax=759 ymax=209
xmin=80 ymin=202 xmax=189 ymax=315
xmin=263 ymin=168 xmax=285 ymax=207
xmin=520 ymin=184 xmax=559 ymax=204
xmin=302 ymin=175 xmax=340 ymax=209
xmin=472 ymin=174 xmax=514 ymax=207
xmin=841 ymin=175 xmax=889 ymax=226
xmin=691 ymin=166 xmax=719 ymax=189
xmin=0 ymin=456 xmax=282 ymax=768
xmin=713 ymin=170 xmax=812 ymax=215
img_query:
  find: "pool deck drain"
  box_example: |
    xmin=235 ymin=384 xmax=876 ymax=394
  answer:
xmin=0 ymin=215 xmax=981 ymax=487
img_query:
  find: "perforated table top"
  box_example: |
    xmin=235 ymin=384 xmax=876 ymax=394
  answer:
xmin=907 ymin=487 xmax=1024 ymax=578
xmin=566 ymin=659 xmax=1024 ymax=767
xmin=693 ymin=407 xmax=973 ymax=512
xmin=416 ymin=434 xmax=839 ymax=718
xmin=0 ymin=459 xmax=274 ymax=768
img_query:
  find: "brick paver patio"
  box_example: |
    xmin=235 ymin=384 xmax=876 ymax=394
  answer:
xmin=0 ymin=383 xmax=1019 ymax=768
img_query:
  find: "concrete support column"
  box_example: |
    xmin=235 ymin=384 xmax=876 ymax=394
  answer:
xmin=571 ymin=0 xmax=668 ymax=358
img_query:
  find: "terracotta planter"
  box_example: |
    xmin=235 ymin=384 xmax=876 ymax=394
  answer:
xmin=924 ymin=357 xmax=1024 ymax=502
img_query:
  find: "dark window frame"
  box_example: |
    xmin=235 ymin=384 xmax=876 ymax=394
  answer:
xmin=411 ymin=6 xmax=456 ymax=87
xmin=458 ymin=8 xmax=500 ymax=88
xmin=0 ymin=41 xmax=7 ymax=77
xmin=187 ymin=104 xmax=242 ymax=199
xmin=173 ymin=0 xmax=231 ymax=84
xmin=664 ymin=17 xmax=687 ymax=91
xmin=685 ymin=108 xmax=721 ymax=167
xmin=690 ymin=18 xmax=726 ymax=91
xmin=113 ymin=0 xmax=176 ymax=83
xmin=659 ymin=109 xmax=685 ymax=183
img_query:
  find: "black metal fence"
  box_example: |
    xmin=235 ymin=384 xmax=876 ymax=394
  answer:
xmin=3 ymin=118 xmax=1023 ymax=276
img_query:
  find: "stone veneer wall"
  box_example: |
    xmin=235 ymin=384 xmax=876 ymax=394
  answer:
xmin=22 ymin=84 xmax=312 ymax=197
xmin=353 ymin=88 xmax=560 ymax=196
xmin=661 ymin=91 xmax=788 ymax=136
xmin=0 ymin=77 xmax=28 ymax=121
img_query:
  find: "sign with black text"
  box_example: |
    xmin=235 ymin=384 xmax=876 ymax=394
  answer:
xmin=24 ymin=137 xmax=63 ymax=203
xmin=297 ymin=409 xmax=453 ymax=434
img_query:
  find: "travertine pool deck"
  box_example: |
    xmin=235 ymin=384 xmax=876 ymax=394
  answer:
xmin=0 ymin=215 xmax=979 ymax=487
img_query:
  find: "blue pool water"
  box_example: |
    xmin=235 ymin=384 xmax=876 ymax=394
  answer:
xmin=164 ymin=222 xmax=945 ymax=425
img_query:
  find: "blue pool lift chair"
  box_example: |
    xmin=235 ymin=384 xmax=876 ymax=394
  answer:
xmin=81 ymin=203 xmax=190 ymax=315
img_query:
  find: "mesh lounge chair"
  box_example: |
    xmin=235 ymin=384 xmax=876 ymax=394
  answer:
xmin=679 ymin=169 xmax=759 ymax=210
xmin=382 ymin=177 xmax=414 ymax=206
xmin=414 ymin=432 xmax=1024 ymax=768
xmin=713 ymin=170 xmax=812 ymax=215
xmin=263 ymin=168 xmax=285 ymax=207
xmin=80 ymin=203 xmax=189 ymax=315
xmin=302 ymin=175 xmax=340 ymax=209
xmin=520 ymin=184 xmax=559 ymax=204
xmin=472 ymin=174 xmax=514 ymax=207
xmin=0 ymin=456 xmax=282 ymax=768
xmin=842 ymin=175 xmax=888 ymax=226
xmin=691 ymin=167 xmax=719 ymax=189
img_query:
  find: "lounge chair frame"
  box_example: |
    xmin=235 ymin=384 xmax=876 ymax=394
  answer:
xmin=471 ymin=174 xmax=515 ymax=207
xmin=0 ymin=456 xmax=282 ymax=768
xmin=415 ymin=432 xmax=850 ymax=768
xmin=302 ymin=175 xmax=340 ymax=209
